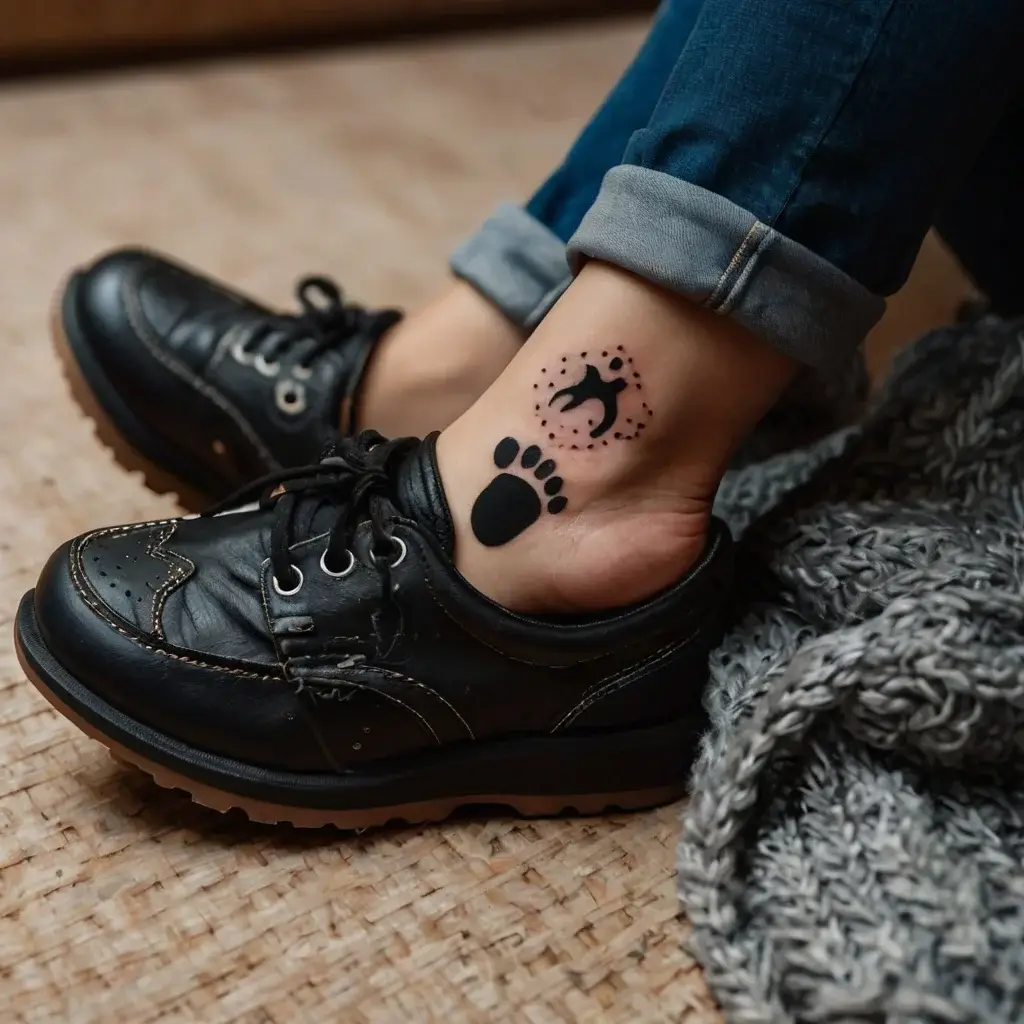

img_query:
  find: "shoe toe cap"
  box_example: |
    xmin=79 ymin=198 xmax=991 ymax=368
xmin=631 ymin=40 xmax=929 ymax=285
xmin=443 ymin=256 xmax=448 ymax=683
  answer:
xmin=30 ymin=528 xmax=331 ymax=771
xmin=66 ymin=247 xmax=254 ymax=376
xmin=67 ymin=248 xmax=160 ymax=350
xmin=76 ymin=517 xmax=194 ymax=635
xmin=32 ymin=533 xmax=155 ymax=716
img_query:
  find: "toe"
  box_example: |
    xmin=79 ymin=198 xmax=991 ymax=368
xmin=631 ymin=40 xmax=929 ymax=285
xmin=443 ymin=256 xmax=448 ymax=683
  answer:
xmin=493 ymin=436 xmax=519 ymax=468
xmin=520 ymin=444 xmax=541 ymax=468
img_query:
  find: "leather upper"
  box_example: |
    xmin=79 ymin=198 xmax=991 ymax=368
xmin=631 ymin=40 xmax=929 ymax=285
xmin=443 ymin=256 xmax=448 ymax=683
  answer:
xmin=69 ymin=248 xmax=397 ymax=497
xmin=33 ymin=435 xmax=734 ymax=773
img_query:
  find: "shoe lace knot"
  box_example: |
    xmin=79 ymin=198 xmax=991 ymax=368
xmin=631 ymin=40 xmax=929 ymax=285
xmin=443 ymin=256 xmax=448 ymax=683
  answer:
xmin=233 ymin=276 xmax=402 ymax=370
xmin=204 ymin=430 xmax=418 ymax=655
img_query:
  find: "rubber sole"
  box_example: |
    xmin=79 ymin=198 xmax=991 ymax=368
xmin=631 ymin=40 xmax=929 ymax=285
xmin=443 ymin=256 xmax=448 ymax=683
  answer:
xmin=15 ymin=592 xmax=695 ymax=830
xmin=54 ymin=273 xmax=217 ymax=512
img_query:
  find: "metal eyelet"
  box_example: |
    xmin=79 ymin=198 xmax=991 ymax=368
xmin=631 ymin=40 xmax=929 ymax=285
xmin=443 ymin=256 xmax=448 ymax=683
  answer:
xmin=231 ymin=338 xmax=256 ymax=365
xmin=255 ymin=353 xmax=281 ymax=377
xmin=272 ymin=565 xmax=304 ymax=596
xmin=275 ymin=379 xmax=307 ymax=415
xmin=369 ymin=536 xmax=407 ymax=569
xmin=320 ymin=549 xmax=356 ymax=578
xmin=292 ymin=364 xmax=313 ymax=381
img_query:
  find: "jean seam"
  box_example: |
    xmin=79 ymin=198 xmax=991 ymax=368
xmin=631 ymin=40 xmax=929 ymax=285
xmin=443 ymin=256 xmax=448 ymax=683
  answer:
xmin=721 ymin=223 xmax=777 ymax=314
xmin=767 ymin=0 xmax=899 ymax=231
xmin=706 ymin=220 xmax=770 ymax=311
xmin=567 ymin=168 xmax=886 ymax=371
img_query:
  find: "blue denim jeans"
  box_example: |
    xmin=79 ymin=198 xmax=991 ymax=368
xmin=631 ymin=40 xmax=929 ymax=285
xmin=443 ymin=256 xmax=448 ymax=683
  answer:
xmin=451 ymin=0 xmax=1024 ymax=375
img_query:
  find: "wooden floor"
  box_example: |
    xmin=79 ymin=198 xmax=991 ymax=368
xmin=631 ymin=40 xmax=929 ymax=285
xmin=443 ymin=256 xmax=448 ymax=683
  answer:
xmin=0 ymin=19 xmax=969 ymax=1023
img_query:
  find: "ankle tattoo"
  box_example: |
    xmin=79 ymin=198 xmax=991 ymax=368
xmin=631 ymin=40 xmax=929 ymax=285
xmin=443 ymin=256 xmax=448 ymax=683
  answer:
xmin=469 ymin=349 xmax=652 ymax=547
xmin=470 ymin=437 xmax=567 ymax=547
xmin=533 ymin=347 xmax=652 ymax=449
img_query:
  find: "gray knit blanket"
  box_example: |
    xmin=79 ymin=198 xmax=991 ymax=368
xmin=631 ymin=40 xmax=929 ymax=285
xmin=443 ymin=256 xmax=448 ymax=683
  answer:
xmin=681 ymin=318 xmax=1024 ymax=1023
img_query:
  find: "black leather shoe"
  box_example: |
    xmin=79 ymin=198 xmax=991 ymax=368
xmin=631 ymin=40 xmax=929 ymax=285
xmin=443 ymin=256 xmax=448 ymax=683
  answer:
xmin=55 ymin=249 xmax=402 ymax=510
xmin=15 ymin=432 xmax=732 ymax=829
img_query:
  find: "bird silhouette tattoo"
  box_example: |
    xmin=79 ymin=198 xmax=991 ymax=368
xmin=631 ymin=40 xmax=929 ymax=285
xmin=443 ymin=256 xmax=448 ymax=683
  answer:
xmin=549 ymin=363 xmax=628 ymax=438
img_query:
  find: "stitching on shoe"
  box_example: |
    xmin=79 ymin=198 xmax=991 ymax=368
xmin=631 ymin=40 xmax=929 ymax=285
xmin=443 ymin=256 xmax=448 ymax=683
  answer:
xmin=421 ymin=573 xmax=587 ymax=668
xmin=207 ymin=323 xmax=245 ymax=371
xmin=296 ymin=662 xmax=474 ymax=740
xmin=289 ymin=530 xmax=331 ymax=554
xmin=420 ymin=530 xmax=722 ymax=669
xmin=286 ymin=638 xmax=363 ymax=648
xmin=69 ymin=526 xmax=282 ymax=682
xmin=145 ymin=522 xmax=196 ymax=638
xmin=258 ymin=558 xmax=291 ymax=674
xmin=302 ymin=675 xmax=441 ymax=744
xmin=262 ymin=558 xmax=367 ymax=775
xmin=551 ymin=630 xmax=702 ymax=731
xmin=423 ymin=570 xmax=661 ymax=668
xmin=122 ymin=272 xmax=280 ymax=470
xmin=76 ymin=518 xmax=195 ymax=639
xmin=368 ymin=667 xmax=475 ymax=739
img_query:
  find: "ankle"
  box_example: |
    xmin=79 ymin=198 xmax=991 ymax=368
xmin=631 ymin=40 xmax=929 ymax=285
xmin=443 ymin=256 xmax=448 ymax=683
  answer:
xmin=481 ymin=486 xmax=712 ymax=613
xmin=438 ymin=419 xmax=715 ymax=613
xmin=354 ymin=279 xmax=523 ymax=437
xmin=435 ymin=262 xmax=798 ymax=615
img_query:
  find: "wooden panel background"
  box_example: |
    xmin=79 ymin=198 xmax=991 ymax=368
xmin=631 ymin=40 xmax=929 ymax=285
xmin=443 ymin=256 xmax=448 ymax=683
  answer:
xmin=0 ymin=0 xmax=653 ymax=64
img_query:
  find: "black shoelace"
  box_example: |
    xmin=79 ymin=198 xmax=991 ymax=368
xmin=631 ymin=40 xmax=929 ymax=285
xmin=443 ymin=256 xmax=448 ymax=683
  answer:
xmin=204 ymin=431 xmax=419 ymax=654
xmin=233 ymin=276 xmax=402 ymax=369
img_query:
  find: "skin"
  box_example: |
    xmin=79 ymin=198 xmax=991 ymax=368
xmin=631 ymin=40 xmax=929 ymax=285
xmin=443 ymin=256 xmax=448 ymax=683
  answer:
xmin=355 ymin=279 xmax=524 ymax=440
xmin=431 ymin=261 xmax=798 ymax=614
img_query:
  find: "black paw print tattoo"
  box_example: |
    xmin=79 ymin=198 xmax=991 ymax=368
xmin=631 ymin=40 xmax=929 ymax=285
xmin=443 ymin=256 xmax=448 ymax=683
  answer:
xmin=533 ymin=346 xmax=652 ymax=448
xmin=470 ymin=437 xmax=567 ymax=547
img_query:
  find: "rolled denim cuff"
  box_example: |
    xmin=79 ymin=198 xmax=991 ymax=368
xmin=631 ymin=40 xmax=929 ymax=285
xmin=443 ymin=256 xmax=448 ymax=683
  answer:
xmin=567 ymin=166 xmax=885 ymax=373
xmin=449 ymin=203 xmax=572 ymax=332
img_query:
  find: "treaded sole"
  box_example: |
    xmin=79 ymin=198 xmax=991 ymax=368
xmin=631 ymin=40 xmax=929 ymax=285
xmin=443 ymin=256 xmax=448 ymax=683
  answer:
xmin=15 ymin=594 xmax=689 ymax=830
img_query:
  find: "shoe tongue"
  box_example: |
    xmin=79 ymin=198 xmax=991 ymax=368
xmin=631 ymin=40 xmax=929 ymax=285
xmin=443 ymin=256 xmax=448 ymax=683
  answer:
xmin=287 ymin=433 xmax=454 ymax=555
xmin=298 ymin=492 xmax=339 ymax=540
xmin=394 ymin=432 xmax=455 ymax=557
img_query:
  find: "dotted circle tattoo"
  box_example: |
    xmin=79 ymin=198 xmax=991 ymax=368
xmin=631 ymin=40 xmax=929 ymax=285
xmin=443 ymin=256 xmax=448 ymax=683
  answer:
xmin=531 ymin=345 xmax=650 ymax=447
